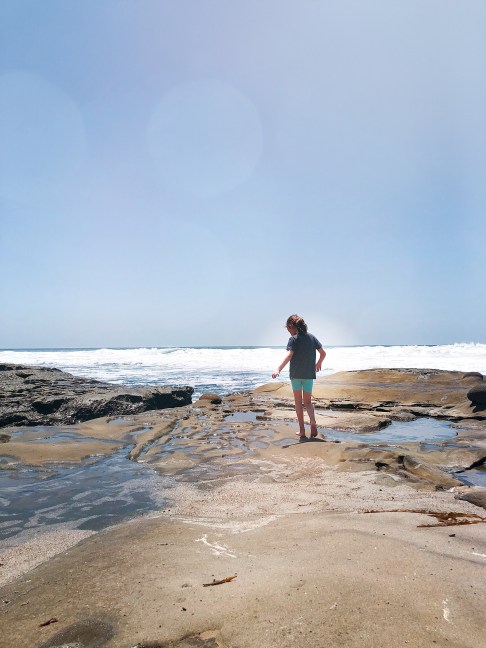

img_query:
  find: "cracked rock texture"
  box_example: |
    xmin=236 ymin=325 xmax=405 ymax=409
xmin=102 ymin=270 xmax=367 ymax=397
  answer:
xmin=0 ymin=363 xmax=193 ymax=428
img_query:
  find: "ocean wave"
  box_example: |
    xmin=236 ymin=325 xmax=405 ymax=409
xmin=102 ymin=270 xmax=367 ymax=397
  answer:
xmin=1 ymin=344 xmax=485 ymax=398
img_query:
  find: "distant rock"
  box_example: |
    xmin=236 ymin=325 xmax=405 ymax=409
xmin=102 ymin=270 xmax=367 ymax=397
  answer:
xmin=0 ymin=364 xmax=193 ymax=429
xmin=462 ymin=372 xmax=483 ymax=380
xmin=198 ymin=393 xmax=223 ymax=405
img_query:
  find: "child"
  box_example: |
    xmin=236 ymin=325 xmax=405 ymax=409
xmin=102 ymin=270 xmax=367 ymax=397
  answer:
xmin=272 ymin=314 xmax=326 ymax=438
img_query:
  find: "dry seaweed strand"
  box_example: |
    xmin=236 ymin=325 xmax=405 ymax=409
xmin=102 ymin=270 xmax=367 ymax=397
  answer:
xmin=38 ymin=617 xmax=58 ymax=628
xmin=363 ymin=509 xmax=486 ymax=527
xmin=203 ymin=574 xmax=237 ymax=587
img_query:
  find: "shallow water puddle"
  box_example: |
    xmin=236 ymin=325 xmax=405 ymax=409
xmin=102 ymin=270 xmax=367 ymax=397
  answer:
xmin=456 ymin=469 xmax=486 ymax=488
xmin=7 ymin=425 xmax=118 ymax=445
xmin=9 ymin=425 xmax=81 ymax=443
xmin=318 ymin=417 xmax=457 ymax=444
xmin=0 ymin=448 xmax=167 ymax=542
xmin=224 ymin=410 xmax=267 ymax=423
xmin=0 ymin=415 xmax=470 ymax=544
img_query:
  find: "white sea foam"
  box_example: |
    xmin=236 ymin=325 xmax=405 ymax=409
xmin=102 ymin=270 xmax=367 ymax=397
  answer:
xmin=0 ymin=344 xmax=484 ymax=398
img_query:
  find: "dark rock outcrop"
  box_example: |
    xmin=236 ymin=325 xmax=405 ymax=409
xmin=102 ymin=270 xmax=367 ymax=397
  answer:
xmin=467 ymin=383 xmax=486 ymax=406
xmin=0 ymin=364 xmax=193 ymax=428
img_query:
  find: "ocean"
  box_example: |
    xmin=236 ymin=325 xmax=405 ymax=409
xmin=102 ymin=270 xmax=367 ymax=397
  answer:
xmin=1 ymin=343 xmax=485 ymax=399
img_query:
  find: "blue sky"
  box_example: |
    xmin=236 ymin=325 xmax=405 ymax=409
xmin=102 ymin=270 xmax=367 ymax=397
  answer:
xmin=1 ymin=1 xmax=485 ymax=347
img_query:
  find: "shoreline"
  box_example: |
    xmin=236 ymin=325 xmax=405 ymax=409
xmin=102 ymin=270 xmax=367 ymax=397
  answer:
xmin=1 ymin=367 xmax=485 ymax=646
xmin=1 ymin=345 xmax=486 ymax=402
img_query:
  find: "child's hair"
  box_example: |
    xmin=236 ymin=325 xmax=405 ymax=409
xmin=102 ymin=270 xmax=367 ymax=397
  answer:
xmin=286 ymin=314 xmax=308 ymax=334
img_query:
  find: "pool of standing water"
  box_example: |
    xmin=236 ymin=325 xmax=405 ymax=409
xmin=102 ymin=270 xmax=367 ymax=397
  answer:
xmin=0 ymin=416 xmax=469 ymax=545
xmin=0 ymin=445 xmax=168 ymax=544
xmin=317 ymin=416 xmax=457 ymax=444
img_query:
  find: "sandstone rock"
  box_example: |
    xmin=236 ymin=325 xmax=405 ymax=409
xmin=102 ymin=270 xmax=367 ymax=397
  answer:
xmin=198 ymin=393 xmax=223 ymax=405
xmin=455 ymin=488 xmax=486 ymax=511
xmin=258 ymin=369 xmax=485 ymax=420
xmin=0 ymin=364 xmax=194 ymax=428
xmin=396 ymin=454 xmax=461 ymax=489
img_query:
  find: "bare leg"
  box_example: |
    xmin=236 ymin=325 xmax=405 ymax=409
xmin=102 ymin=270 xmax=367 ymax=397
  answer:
xmin=292 ymin=390 xmax=306 ymax=436
xmin=303 ymin=391 xmax=318 ymax=437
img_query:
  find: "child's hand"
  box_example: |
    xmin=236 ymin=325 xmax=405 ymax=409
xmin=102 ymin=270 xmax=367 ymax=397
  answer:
xmin=315 ymin=361 xmax=322 ymax=372
xmin=272 ymin=371 xmax=280 ymax=379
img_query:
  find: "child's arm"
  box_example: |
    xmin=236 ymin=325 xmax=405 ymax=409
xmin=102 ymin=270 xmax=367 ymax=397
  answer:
xmin=272 ymin=351 xmax=293 ymax=379
xmin=315 ymin=347 xmax=326 ymax=373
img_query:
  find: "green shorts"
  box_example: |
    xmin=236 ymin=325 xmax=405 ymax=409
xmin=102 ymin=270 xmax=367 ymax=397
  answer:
xmin=291 ymin=378 xmax=314 ymax=393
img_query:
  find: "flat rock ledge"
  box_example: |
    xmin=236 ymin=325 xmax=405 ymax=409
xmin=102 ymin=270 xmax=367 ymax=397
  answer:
xmin=256 ymin=367 xmax=486 ymax=420
xmin=0 ymin=363 xmax=193 ymax=428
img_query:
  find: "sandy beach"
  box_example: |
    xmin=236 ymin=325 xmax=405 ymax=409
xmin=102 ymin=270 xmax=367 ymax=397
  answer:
xmin=1 ymin=368 xmax=485 ymax=647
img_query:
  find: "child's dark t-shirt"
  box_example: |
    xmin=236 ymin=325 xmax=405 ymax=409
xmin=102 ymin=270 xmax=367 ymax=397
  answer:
xmin=286 ymin=332 xmax=322 ymax=379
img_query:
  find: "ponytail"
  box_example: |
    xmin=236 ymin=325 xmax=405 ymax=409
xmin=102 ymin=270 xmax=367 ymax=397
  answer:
xmin=286 ymin=314 xmax=308 ymax=334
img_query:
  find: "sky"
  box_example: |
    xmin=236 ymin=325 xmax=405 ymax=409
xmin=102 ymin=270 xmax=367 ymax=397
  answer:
xmin=1 ymin=1 xmax=485 ymax=348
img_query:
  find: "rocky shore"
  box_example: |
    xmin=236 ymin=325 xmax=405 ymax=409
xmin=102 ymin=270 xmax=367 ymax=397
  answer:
xmin=0 ymin=366 xmax=485 ymax=647
xmin=0 ymin=363 xmax=194 ymax=429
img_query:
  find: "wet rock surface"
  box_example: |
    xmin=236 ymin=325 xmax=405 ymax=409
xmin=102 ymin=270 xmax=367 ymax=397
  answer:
xmin=0 ymin=363 xmax=194 ymax=428
xmin=2 ymin=368 xmax=485 ymax=513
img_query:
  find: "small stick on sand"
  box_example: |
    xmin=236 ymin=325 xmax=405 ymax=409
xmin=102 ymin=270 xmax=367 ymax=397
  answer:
xmin=203 ymin=574 xmax=237 ymax=587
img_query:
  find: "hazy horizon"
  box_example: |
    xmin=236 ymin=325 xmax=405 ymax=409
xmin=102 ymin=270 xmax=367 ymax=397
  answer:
xmin=2 ymin=341 xmax=485 ymax=352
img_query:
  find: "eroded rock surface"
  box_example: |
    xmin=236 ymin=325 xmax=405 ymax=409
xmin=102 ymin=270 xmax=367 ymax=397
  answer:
xmin=2 ymin=367 xmax=485 ymax=505
xmin=0 ymin=363 xmax=193 ymax=428
xmin=256 ymin=368 xmax=486 ymax=419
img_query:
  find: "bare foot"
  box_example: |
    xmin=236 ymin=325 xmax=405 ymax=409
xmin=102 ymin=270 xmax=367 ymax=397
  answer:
xmin=296 ymin=427 xmax=306 ymax=437
xmin=310 ymin=424 xmax=318 ymax=438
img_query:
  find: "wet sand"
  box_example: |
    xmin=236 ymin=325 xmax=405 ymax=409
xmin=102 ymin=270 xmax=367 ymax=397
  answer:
xmin=1 ymin=369 xmax=485 ymax=647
